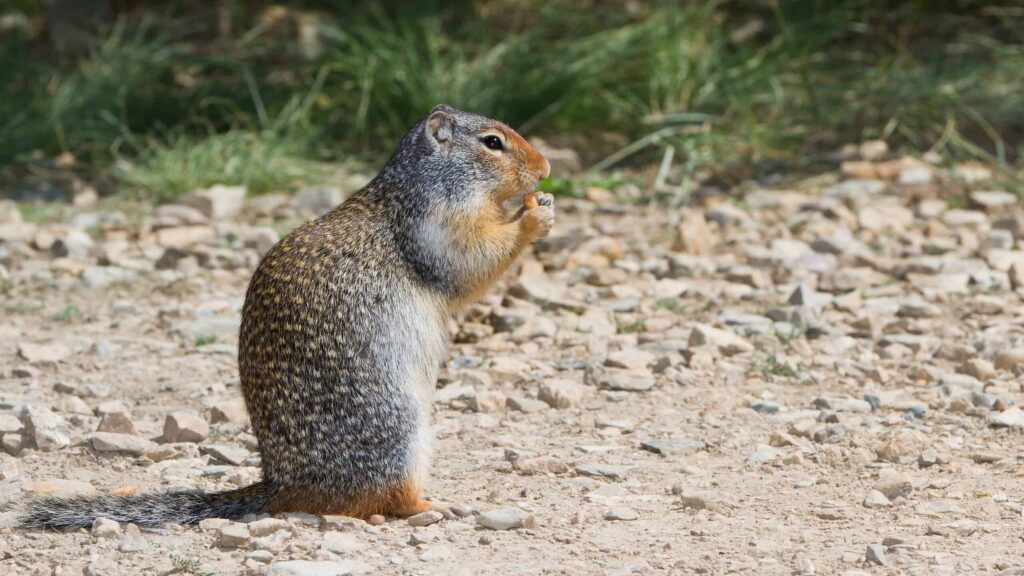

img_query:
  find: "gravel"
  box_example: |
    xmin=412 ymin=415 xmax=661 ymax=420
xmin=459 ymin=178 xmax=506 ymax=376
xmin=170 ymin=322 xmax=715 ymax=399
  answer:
xmin=1 ymin=153 xmax=1022 ymax=573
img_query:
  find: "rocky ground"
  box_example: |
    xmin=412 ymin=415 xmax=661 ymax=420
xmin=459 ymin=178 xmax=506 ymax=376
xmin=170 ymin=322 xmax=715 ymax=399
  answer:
xmin=0 ymin=143 xmax=1023 ymax=575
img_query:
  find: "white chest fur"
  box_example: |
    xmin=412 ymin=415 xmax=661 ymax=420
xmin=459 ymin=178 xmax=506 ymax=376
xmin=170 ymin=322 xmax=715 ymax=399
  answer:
xmin=377 ymin=287 xmax=449 ymax=483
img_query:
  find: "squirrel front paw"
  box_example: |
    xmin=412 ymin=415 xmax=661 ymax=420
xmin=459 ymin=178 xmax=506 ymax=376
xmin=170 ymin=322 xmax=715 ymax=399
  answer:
xmin=521 ymin=192 xmax=555 ymax=240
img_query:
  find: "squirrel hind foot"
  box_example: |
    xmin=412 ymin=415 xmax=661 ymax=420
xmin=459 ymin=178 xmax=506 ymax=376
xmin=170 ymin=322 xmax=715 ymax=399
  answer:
xmin=267 ymin=478 xmax=431 ymax=519
xmin=343 ymin=478 xmax=433 ymax=518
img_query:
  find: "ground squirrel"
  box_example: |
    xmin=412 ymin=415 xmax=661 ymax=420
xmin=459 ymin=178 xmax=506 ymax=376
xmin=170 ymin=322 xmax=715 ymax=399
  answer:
xmin=20 ymin=105 xmax=553 ymax=528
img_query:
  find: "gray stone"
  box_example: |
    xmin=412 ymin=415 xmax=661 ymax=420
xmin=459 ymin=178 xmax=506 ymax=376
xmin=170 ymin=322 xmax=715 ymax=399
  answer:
xmin=862 ymin=490 xmax=891 ymax=509
xmin=506 ymin=396 xmax=549 ymax=413
xmin=18 ymin=342 xmax=70 ymax=363
xmin=163 ymin=410 xmax=210 ymax=443
xmin=177 ymin=185 xmax=247 ymax=220
xmin=266 ymin=560 xmax=360 ymax=576
xmin=876 ymin=428 xmax=931 ymax=463
xmin=605 ymin=349 xmax=656 ymax=371
xmin=477 ymin=507 xmax=534 ymax=530
xmin=90 ymin=433 xmax=158 ymax=456
xmin=51 ymin=229 xmax=94 ymax=259
xmin=678 ymin=490 xmax=735 ymax=512
xmin=538 ymin=380 xmax=585 ymax=409
xmin=247 ymin=517 xmax=290 ymax=537
xmin=640 ymin=438 xmax=705 ymax=455
xmin=745 ymin=447 xmax=781 ymax=464
xmin=603 ymin=507 xmax=638 ymax=521
xmin=597 ymin=372 xmax=655 ymax=392
xmin=991 ymin=407 xmax=1024 ymax=428
xmin=218 ymin=522 xmax=251 ymax=547
xmin=82 ymin=265 xmax=137 ymax=289
xmin=516 ymin=455 xmax=571 ymax=475
xmin=575 ymin=464 xmax=632 ymax=481
xmin=252 ymin=528 xmax=292 ymax=552
xmin=865 ymin=544 xmax=887 ymax=566
xmin=117 ymin=523 xmax=149 ymax=552
xmin=22 ymin=405 xmax=70 ymax=451
xmin=407 ymin=510 xmax=444 ymax=527
xmin=320 ymin=530 xmax=366 ymax=553
xmin=812 ymin=397 xmax=871 ymax=413
xmin=469 ymin=390 xmax=507 ymax=413
xmin=200 ymin=443 xmax=249 ymax=465
xmin=209 ymin=400 xmax=249 ymax=425
xmin=874 ymin=471 xmax=913 ymax=500
xmin=688 ymin=324 xmax=754 ymax=355
xmin=97 ymin=409 xmax=136 ymax=434
xmin=970 ymin=190 xmax=1016 ymax=211
xmin=91 ymin=517 xmax=121 ymax=539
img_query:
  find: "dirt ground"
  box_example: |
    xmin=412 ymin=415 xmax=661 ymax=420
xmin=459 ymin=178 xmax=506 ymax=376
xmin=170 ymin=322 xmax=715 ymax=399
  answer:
xmin=1 ymin=150 xmax=1023 ymax=575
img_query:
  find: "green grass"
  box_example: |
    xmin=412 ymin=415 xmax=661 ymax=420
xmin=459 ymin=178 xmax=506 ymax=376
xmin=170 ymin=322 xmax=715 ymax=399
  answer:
xmin=2 ymin=1 xmax=1023 ymax=197
xmin=616 ymin=316 xmax=646 ymax=334
xmin=754 ymin=354 xmax=798 ymax=378
xmin=119 ymin=128 xmax=320 ymax=200
xmin=655 ymin=298 xmax=684 ymax=313
xmin=54 ymin=304 xmax=81 ymax=323
xmin=193 ymin=334 xmax=218 ymax=347
xmin=18 ymin=202 xmax=65 ymax=224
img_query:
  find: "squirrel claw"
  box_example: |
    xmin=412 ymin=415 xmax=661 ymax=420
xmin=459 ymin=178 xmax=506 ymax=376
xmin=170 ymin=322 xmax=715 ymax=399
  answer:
xmin=521 ymin=195 xmax=555 ymax=239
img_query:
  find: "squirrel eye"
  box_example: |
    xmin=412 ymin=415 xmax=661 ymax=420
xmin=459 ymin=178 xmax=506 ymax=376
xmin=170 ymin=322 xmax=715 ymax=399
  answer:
xmin=480 ymin=135 xmax=504 ymax=151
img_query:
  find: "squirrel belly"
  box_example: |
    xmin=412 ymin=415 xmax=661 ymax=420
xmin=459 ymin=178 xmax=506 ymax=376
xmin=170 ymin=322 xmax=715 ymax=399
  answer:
xmin=17 ymin=104 xmax=552 ymax=528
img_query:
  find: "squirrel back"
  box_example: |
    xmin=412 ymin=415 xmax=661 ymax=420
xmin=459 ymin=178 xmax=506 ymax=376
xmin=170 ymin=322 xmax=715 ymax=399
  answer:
xmin=18 ymin=105 xmax=553 ymax=528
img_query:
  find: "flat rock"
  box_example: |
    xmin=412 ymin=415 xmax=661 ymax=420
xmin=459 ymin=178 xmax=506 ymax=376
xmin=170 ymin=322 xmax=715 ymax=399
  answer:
xmin=538 ymin=380 xmax=585 ymax=409
xmin=678 ymin=490 xmax=735 ymax=512
xmin=575 ymin=464 xmax=632 ymax=481
xmin=266 ymin=560 xmax=361 ymax=576
xmin=200 ymin=443 xmax=249 ymax=465
xmin=597 ymin=372 xmax=655 ymax=392
xmin=813 ymin=396 xmax=871 ymax=413
xmin=874 ymin=471 xmax=913 ymax=500
xmin=506 ymin=396 xmax=549 ymax=413
xmin=605 ymin=349 xmax=656 ymax=370
xmin=247 ymin=517 xmax=290 ymax=537
xmin=477 ymin=507 xmax=535 ymax=530
xmin=18 ymin=342 xmax=70 ymax=363
xmin=640 ymin=438 xmax=706 ymax=455
xmin=516 ymin=456 xmax=572 ymax=475
xmin=688 ymin=324 xmax=754 ymax=355
xmin=603 ymin=506 xmax=638 ymax=521
xmin=990 ymin=406 xmax=1024 ymax=428
xmin=407 ymin=510 xmax=444 ymax=527
xmin=320 ymin=530 xmax=366 ymax=553
xmin=91 ymin=517 xmax=121 ymax=539
xmin=862 ymin=490 xmax=891 ymax=509
xmin=865 ymin=543 xmax=887 ymax=566
xmin=90 ymin=433 xmax=158 ymax=456
xmin=117 ymin=523 xmax=149 ymax=552
xmin=218 ymin=523 xmax=251 ymax=547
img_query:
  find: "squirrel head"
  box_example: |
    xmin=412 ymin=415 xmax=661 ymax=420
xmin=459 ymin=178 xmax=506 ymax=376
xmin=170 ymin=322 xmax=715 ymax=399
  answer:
xmin=382 ymin=105 xmax=550 ymax=211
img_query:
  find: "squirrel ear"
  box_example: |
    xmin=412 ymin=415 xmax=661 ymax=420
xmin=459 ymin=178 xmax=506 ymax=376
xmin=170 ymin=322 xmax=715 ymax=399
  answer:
xmin=426 ymin=107 xmax=454 ymax=145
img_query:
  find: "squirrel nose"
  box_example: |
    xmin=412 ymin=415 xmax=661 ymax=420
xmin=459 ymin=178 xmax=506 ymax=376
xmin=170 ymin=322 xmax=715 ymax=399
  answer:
xmin=538 ymin=157 xmax=551 ymax=180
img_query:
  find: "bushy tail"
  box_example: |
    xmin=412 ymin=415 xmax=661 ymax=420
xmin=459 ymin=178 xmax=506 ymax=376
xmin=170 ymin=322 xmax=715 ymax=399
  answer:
xmin=18 ymin=481 xmax=270 ymax=529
